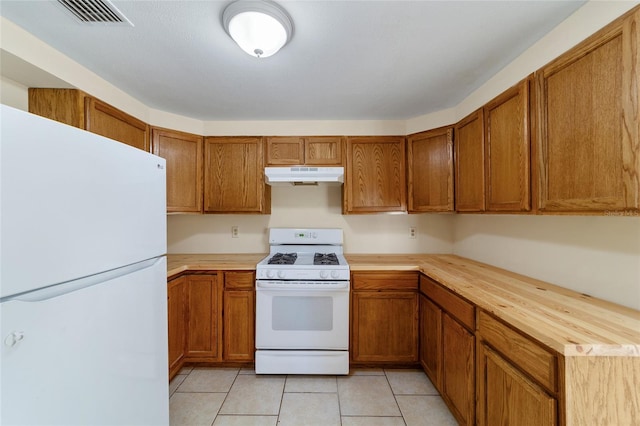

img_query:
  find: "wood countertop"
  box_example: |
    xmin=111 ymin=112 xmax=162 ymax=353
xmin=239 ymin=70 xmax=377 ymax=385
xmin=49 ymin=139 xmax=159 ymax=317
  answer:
xmin=166 ymin=253 xmax=640 ymax=357
xmin=167 ymin=253 xmax=266 ymax=278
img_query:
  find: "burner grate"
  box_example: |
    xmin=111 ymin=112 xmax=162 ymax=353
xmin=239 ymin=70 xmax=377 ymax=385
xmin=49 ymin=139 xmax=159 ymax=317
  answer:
xmin=268 ymin=252 xmax=298 ymax=265
xmin=314 ymin=253 xmax=339 ymax=266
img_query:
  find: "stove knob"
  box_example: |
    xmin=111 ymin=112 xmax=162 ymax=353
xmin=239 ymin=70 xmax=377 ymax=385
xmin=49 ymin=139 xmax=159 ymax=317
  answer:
xmin=331 ymin=270 xmax=340 ymax=279
xmin=319 ymin=270 xmax=329 ymax=279
xmin=277 ymin=270 xmax=286 ymax=279
xmin=266 ymin=270 xmax=275 ymax=279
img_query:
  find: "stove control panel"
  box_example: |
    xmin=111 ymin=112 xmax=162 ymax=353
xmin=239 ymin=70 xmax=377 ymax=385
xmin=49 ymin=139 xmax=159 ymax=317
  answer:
xmin=257 ymin=268 xmax=350 ymax=281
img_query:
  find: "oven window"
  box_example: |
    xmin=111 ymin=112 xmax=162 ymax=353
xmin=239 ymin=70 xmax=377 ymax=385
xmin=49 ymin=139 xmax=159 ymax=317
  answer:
xmin=272 ymin=296 xmax=333 ymax=331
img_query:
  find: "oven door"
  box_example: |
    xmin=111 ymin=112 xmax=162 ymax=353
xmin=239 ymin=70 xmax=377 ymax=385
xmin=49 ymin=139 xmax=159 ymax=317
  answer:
xmin=255 ymin=280 xmax=349 ymax=350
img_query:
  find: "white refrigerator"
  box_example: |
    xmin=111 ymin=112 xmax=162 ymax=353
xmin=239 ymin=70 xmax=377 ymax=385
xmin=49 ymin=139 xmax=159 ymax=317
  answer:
xmin=0 ymin=105 xmax=169 ymax=425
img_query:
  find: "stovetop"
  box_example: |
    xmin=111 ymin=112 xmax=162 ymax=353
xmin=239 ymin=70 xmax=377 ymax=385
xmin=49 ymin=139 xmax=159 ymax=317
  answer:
xmin=266 ymin=252 xmax=342 ymax=266
xmin=256 ymin=228 xmax=350 ymax=281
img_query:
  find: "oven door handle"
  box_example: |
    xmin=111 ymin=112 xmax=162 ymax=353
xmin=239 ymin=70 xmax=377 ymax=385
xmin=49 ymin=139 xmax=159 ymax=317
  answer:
xmin=256 ymin=281 xmax=349 ymax=290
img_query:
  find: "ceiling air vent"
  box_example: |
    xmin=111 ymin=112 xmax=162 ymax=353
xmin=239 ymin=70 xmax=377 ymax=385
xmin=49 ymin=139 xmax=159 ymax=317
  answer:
xmin=57 ymin=0 xmax=133 ymax=26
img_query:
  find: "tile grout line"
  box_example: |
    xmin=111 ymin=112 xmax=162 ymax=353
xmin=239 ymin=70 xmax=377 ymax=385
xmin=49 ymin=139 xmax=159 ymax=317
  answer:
xmin=211 ymin=367 xmax=241 ymax=426
xmin=383 ymin=369 xmax=409 ymax=426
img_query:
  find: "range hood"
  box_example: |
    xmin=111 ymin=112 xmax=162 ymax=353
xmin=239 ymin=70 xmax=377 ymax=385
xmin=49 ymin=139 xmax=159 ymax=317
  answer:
xmin=265 ymin=166 xmax=344 ymax=185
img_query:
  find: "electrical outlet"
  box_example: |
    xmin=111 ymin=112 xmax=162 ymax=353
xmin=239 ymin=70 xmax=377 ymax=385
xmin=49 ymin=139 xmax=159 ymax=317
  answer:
xmin=409 ymin=227 xmax=416 ymax=239
xmin=231 ymin=226 xmax=239 ymax=238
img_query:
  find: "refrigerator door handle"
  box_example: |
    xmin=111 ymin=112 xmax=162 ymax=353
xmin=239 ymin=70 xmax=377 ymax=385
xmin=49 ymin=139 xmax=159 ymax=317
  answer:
xmin=1 ymin=257 xmax=164 ymax=303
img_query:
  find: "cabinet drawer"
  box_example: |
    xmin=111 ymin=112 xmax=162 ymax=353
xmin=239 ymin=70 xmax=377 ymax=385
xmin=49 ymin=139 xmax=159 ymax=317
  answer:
xmin=478 ymin=311 xmax=557 ymax=393
xmin=420 ymin=275 xmax=474 ymax=330
xmin=224 ymin=271 xmax=255 ymax=289
xmin=352 ymin=272 xmax=418 ymax=290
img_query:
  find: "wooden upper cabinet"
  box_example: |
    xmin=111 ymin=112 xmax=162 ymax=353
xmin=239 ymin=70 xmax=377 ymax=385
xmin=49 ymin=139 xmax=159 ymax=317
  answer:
xmin=407 ymin=127 xmax=454 ymax=212
xmin=484 ymin=78 xmax=531 ymax=212
xmin=535 ymin=8 xmax=640 ymax=213
xmin=28 ymin=88 xmax=149 ymax=151
xmin=305 ymin=136 xmax=343 ymax=165
xmin=29 ymin=88 xmax=85 ymax=128
xmin=204 ymin=137 xmax=270 ymax=213
xmin=455 ymin=109 xmax=485 ymax=212
xmin=151 ymin=127 xmax=203 ymax=213
xmin=84 ymin=97 xmax=149 ymax=151
xmin=265 ymin=136 xmax=343 ymax=166
xmin=265 ymin=137 xmax=304 ymax=165
xmin=345 ymin=136 xmax=406 ymax=213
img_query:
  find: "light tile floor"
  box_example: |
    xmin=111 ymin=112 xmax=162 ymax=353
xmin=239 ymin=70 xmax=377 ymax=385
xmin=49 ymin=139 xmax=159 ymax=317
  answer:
xmin=169 ymin=367 xmax=458 ymax=426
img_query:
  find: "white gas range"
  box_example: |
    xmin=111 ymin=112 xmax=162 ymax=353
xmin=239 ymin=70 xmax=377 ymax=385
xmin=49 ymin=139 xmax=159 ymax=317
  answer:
xmin=255 ymin=228 xmax=350 ymax=375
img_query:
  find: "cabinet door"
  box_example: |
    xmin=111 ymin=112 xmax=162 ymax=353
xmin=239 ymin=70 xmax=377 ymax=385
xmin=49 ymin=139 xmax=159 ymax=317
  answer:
xmin=345 ymin=136 xmax=407 ymax=213
xmin=84 ymin=97 xmax=149 ymax=151
xmin=167 ymin=276 xmax=186 ymax=379
xmin=28 ymin=88 xmax=86 ymax=128
xmin=455 ymin=109 xmax=485 ymax=212
xmin=223 ymin=272 xmax=255 ymax=361
xmin=478 ymin=344 xmax=556 ymax=426
xmin=407 ymin=127 xmax=454 ymax=212
xmin=419 ymin=294 xmax=442 ymax=390
xmin=265 ymin=137 xmax=304 ymax=165
xmin=442 ymin=313 xmax=475 ymax=426
xmin=223 ymin=290 xmax=255 ymax=362
xmin=152 ymin=127 xmax=203 ymax=213
xmin=204 ymin=137 xmax=270 ymax=213
xmin=185 ymin=274 xmax=222 ymax=360
xmin=484 ymin=78 xmax=531 ymax=212
xmin=535 ymin=9 xmax=640 ymax=213
xmin=305 ymin=136 xmax=343 ymax=165
xmin=351 ymin=291 xmax=418 ymax=363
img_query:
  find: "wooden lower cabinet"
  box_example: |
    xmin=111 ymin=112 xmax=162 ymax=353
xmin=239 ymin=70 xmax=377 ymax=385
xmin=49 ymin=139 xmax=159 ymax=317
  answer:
xmin=351 ymin=272 xmax=419 ymax=363
xmin=419 ymin=295 xmax=442 ymax=388
xmin=168 ymin=271 xmax=255 ymax=379
xmin=478 ymin=344 xmax=556 ymax=426
xmin=477 ymin=310 xmax=558 ymax=425
xmin=223 ymin=272 xmax=255 ymax=362
xmin=185 ymin=274 xmax=223 ymax=361
xmin=167 ymin=276 xmax=186 ymax=379
xmin=419 ymin=274 xmax=475 ymax=425
xmin=442 ymin=313 xmax=475 ymax=425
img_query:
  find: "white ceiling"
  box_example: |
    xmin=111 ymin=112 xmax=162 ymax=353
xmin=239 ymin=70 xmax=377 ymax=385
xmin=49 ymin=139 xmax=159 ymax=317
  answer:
xmin=0 ymin=0 xmax=586 ymax=121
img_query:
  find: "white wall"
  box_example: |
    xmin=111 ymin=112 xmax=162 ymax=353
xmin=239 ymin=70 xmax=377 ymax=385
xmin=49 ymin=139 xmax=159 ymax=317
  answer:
xmin=453 ymin=215 xmax=640 ymax=310
xmin=167 ymin=184 xmax=454 ymax=254
xmin=0 ymin=76 xmax=27 ymax=110
xmin=439 ymin=1 xmax=640 ymax=310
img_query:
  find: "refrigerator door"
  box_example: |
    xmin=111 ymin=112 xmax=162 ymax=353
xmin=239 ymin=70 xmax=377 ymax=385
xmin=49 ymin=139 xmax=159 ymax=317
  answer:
xmin=0 ymin=105 xmax=166 ymax=299
xmin=0 ymin=257 xmax=169 ymax=425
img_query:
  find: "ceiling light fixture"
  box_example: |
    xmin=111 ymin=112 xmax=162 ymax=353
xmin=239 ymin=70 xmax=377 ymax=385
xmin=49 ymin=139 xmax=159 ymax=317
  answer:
xmin=222 ymin=0 xmax=293 ymax=58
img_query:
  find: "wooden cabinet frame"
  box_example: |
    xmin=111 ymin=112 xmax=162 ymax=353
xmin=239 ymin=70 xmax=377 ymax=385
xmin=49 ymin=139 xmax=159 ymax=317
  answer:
xmin=420 ymin=274 xmax=475 ymax=425
xmin=265 ymin=136 xmax=343 ymax=166
xmin=204 ymin=137 xmax=270 ymax=214
xmin=351 ymin=271 xmax=419 ymax=364
xmin=455 ymin=109 xmax=486 ymax=212
xmin=534 ymin=8 xmax=640 ymax=213
xmin=151 ymin=127 xmax=203 ymax=213
xmin=407 ymin=126 xmax=454 ymax=212
xmin=344 ymin=136 xmax=407 ymax=213
xmin=484 ymin=77 xmax=532 ymax=212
